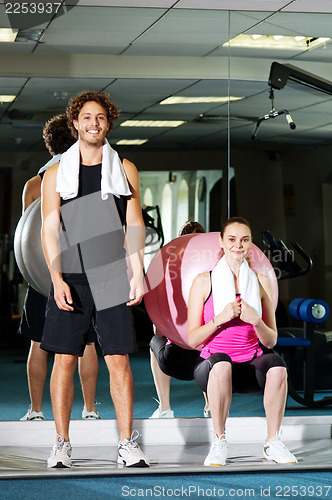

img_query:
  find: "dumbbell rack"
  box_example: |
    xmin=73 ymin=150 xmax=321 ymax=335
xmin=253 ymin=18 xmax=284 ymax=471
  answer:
xmin=277 ymin=298 xmax=332 ymax=408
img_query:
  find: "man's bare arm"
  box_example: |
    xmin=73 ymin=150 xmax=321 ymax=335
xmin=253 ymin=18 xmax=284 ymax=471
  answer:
xmin=22 ymin=175 xmax=42 ymax=213
xmin=41 ymin=163 xmax=73 ymax=311
xmin=122 ymin=158 xmax=145 ymax=306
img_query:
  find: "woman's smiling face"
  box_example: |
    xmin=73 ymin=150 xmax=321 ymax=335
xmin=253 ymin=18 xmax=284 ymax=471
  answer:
xmin=220 ymin=222 xmax=252 ymax=263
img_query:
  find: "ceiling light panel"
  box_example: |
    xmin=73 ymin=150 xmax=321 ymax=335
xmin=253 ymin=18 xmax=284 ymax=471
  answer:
xmin=116 ymin=139 xmax=148 ymax=145
xmin=226 ymin=11 xmax=332 ymax=48
xmin=0 ymin=28 xmax=18 ymax=42
xmin=0 ymin=95 xmax=16 ymax=103
xmin=120 ymin=120 xmax=186 ymax=127
xmin=160 ymin=96 xmax=243 ymax=104
xmin=223 ymin=34 xmax=330 ymax=50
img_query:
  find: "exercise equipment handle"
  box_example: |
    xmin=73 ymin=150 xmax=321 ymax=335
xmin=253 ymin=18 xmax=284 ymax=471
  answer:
xmin=290 ymin=240 xmax=313 ymax=277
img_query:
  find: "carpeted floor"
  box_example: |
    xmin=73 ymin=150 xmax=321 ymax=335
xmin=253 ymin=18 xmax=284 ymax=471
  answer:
xmin=1 ymin=471 xmax=331 ymax=500
xmin=1 ymin=345 xmax=332 ymax=422
xmin=1 ymin=339 xmax=331 ymax=499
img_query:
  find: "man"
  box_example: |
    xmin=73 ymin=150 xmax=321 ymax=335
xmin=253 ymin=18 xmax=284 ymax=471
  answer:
xmin=18 ymin=114 xmax=100 ymax=422
xmin=40 ymin=92 xmax=148 ymax=468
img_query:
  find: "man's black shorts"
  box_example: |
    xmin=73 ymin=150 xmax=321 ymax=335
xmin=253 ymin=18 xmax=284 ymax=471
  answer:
xmin=18 ymin=285 xmax=97 ymax=344
xmin=41 ymin=283 xmax=136 ymax=356
xmin=18 ymin=285 xmax=48 ymax=342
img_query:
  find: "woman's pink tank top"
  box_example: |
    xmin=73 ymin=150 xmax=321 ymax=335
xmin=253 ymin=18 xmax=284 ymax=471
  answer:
xmin=201 ymin=291 xmax=263 ymax=362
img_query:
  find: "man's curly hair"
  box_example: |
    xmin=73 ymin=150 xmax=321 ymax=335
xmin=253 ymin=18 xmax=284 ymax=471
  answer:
xmin=66 ymin=90 xmax=120 ymax=139
xmin=43 ymin=114 xmax=75 ymax=156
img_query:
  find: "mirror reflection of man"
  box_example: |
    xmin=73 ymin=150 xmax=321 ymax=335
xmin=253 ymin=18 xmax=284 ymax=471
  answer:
xmin=18 ymin=114 xmax=100 ymax=423
xmin=41 ymin=91 xmax=149 ymax=468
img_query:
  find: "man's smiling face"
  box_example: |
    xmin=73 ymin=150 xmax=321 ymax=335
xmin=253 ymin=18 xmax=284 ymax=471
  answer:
xmin=73 ymin=101 xmax=110 ymax=147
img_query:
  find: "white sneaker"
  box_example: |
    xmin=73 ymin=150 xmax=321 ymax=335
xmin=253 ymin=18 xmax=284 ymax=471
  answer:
xmin=82 ymin=409 xmax=100 ymax=419
xmin=204 ymin=434 xmax=228 ymax=466
xmin=203 ymin=408 xmax=211 ymax=418
xmin=47 ymin=439 xmax=72 ymax=468
xmin=264 ymin=436 xmax=298 ymax=464
xmin=149 ymin=407 xmax=174 ymax=419
xmin=118 ymin=430 xmax=150 ymax=467
xmin=20 ymin=409 xmax=44 ymax=421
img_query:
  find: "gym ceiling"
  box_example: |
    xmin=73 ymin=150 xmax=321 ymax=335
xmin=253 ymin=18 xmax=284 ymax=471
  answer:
xmin=1 ymin=0 xmax=332 ymax=152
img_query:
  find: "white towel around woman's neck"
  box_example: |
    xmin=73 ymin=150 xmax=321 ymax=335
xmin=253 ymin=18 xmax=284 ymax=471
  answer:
xmin=56 ymin=140 xmax=131 ymax=200
xmin=211 ymin=256 xmax=262 ymax=318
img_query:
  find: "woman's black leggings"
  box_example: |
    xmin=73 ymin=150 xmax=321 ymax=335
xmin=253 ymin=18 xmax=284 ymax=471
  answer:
xmin=194 ymin=351 xmax=287 ymax=393
xmin=150 ymin=334 xmax=200 ymax=381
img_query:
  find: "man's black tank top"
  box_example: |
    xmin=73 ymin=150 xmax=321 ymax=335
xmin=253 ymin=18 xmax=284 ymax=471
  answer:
xmin=60 ymin=163 xmax=128 ymax=284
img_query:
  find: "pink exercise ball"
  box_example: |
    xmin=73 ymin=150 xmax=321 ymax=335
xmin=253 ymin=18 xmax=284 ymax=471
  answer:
xmin=144 ymin=232 xmax=278 ymax=349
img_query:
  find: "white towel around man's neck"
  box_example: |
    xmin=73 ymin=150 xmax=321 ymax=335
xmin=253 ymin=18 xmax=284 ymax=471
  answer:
xmin=211 ymin=256 xmax=262 ymax=318
xmin=56 ymin=140 xmax=131 ymax=200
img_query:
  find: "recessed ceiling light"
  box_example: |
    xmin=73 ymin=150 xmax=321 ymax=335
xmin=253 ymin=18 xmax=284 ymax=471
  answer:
xmin=120 ymin=120 xmax=186 ymax=128
xmin=223 ymin=34 xmax=330 ymax=50
xmin=15 ymin=28 xmax=44 ymax=43
xmin=0 ymin=95 xmax=16 ymax=103
xmin=116 ymin=139 xmax=148 ymax=145
xmin=0 ymin=28 xmax=18 ymax=42
xmin=160 ymin=96 xmax=243 ymax=105
xmin=54 ymin=91 xmax=68 ymax=100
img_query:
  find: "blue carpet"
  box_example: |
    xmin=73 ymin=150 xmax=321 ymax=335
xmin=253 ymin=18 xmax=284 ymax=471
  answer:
xmin=0 ymin=472 xmax=331 ymax=499
xmin=1 ymin=348 xmax=332 ymax=421
xmin=1 ymin=346 xmax=331 ymax=500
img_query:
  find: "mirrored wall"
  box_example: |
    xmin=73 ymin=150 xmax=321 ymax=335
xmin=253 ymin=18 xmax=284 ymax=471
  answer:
xmin=1 ymin=4 xmax=332 ymax=418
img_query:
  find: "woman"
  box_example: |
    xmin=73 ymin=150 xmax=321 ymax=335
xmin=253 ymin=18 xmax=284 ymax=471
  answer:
xmin=188 ymin=217 xmax=297 ymax=466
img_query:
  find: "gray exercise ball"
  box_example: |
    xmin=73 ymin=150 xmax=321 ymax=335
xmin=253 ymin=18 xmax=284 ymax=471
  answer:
xmin=14 ymin=199 xmax=35 ymax=286
xmin=14 ymin=197 xmax=51 ymax=296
